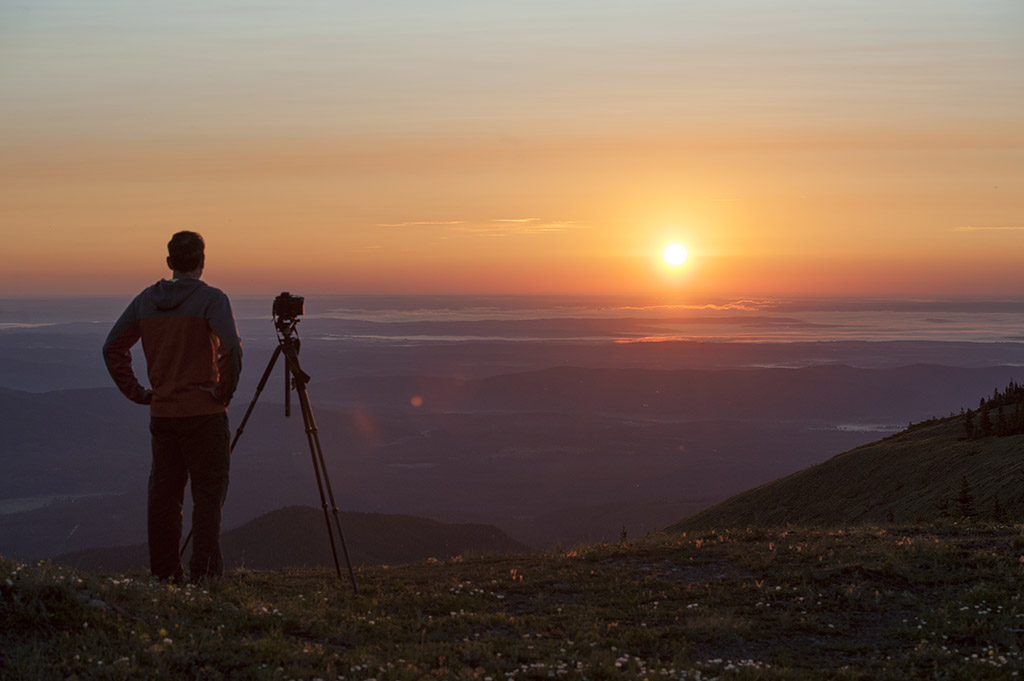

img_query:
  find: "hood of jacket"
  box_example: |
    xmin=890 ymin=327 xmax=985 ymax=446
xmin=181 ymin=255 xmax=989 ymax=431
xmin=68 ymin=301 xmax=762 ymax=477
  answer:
xmin=151 ymin=277 xmax=206 ymax=312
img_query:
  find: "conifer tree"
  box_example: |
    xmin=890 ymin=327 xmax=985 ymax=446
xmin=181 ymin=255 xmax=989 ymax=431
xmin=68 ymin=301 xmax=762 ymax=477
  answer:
xmin=963 ymin=408 xmax=975 ymax=439
xmin=992 ymin=494 xmax=1009 ymax=524
xmin=979 ymin=401 xmax=992 ymax=437
xmin=956 ymin=474 xmax=976 ymax=520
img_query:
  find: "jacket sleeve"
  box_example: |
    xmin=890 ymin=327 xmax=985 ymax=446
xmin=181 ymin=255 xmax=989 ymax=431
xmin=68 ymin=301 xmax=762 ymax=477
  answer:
xmin=208 ymin=293 xmax=242 ymax=405
xmin=102 ymin=301 xmax=152 ymax=405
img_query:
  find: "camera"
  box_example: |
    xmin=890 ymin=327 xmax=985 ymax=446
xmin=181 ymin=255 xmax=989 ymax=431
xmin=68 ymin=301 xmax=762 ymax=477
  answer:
xmin=273 ymin=292 xmax=305 ymax=320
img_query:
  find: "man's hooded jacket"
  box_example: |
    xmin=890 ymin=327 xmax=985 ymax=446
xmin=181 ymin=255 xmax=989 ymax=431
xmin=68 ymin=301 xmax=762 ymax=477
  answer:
xmin=103 ymin=278 xmax=242 ymax=418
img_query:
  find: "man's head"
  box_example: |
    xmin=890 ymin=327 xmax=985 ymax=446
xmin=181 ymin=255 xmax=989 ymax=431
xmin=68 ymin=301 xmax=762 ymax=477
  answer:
xmin=167 ymin=231 xmax=205 ymax=275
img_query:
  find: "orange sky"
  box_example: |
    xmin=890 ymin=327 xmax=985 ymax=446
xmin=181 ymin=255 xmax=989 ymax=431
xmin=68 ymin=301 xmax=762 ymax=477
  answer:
xmin=2 ymin=2 xmax=1022 ymax=298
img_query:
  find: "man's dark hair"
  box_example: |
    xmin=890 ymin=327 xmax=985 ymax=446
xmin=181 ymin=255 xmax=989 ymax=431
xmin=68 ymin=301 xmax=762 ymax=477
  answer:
xmin=168 ymin=231 xmax=205 ymax=272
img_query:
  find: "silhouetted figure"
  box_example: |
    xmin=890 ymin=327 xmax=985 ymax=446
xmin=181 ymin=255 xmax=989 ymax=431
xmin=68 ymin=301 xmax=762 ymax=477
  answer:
xmin=103 ymin=231 xmax=242 ymax=582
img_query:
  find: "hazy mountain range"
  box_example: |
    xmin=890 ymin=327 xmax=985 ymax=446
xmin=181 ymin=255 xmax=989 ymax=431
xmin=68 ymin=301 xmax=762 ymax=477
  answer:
xmin=54 ymin=506 xmax=529 ymax=572
xmin=2 ymin=302 xmax=1022 ymax=567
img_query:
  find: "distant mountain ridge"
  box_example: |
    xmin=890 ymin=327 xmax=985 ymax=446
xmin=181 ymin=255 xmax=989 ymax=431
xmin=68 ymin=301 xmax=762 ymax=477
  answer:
xmin=315 ymin=364 xmax=1020 ymax=421
xmin=53 ymin=506 xmax=529 ymax=572
xmin=668 ymin=416 xmax=1024 ymax=532
xmin=5 ymin=361 xmax=1022 ymax=560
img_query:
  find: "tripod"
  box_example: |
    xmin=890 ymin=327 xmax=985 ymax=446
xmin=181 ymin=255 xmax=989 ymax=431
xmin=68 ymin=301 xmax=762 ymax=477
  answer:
xmin=180 ymin=310 xmax=358 ymax=593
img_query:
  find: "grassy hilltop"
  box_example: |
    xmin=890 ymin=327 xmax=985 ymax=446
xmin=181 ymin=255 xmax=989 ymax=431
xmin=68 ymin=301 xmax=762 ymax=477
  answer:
xmin=5 ymin=523 xmax=1024 ymax=680
xmin=6 ymin=410 xmax=1024 ymax=679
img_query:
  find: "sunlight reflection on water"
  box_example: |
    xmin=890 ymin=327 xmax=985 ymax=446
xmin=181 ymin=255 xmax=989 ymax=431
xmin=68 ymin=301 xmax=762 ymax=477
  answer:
xmin=6 ymin=295 xmax=1024 ymax=344
xmin=296 ymin=296 xmax=1024 ymax=343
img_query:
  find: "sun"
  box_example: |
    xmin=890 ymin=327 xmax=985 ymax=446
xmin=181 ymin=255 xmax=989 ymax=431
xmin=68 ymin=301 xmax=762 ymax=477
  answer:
xmin=663 ymin=243 xmax=689 ymax=266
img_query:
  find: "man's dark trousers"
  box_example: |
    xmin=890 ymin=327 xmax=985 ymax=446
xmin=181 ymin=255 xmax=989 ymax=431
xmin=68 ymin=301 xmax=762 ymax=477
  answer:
xmin=148 ymin=413 xmax=231 ymax=581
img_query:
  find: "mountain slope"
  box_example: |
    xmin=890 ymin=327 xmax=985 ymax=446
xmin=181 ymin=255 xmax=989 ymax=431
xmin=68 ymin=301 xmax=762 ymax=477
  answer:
xmin=53 ymin=506 xmax=529 ymax=572
xmin=668 ymin=417 xmax=1024 ymax=532
xmin=224 ymin=506 xmax=530 ymax=569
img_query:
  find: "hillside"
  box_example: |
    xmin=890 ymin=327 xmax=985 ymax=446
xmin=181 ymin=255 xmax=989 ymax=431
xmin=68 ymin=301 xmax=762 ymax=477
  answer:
xmin=53 ymin=506 xmax=528 ymax=572
xmin=5 ymin=524 xmax=1024 ymax=679
xmin=669 ymin=415 xmax=1024 ymax=532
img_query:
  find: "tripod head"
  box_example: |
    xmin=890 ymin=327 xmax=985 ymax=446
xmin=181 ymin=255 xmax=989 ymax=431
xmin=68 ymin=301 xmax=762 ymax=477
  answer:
xmin=270 ymin=292 xmax=310 ymax=404
xmin=273 ymin=291 xmax=305 ymax=337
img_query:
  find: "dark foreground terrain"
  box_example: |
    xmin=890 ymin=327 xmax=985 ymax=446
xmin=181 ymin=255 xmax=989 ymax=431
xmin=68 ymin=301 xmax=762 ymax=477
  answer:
xmin=4 ymin=522 xmax=1024 ymax=680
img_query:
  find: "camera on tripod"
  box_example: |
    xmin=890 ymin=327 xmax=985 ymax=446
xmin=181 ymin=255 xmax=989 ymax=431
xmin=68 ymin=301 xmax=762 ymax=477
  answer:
xmin=273 ymin=292 xmax=305 ymax=321
xmin=220 ymin=290 xmax=358 ymax=592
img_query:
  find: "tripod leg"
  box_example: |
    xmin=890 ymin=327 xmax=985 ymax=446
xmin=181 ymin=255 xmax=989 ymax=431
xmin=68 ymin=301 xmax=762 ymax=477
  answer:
xmin=293 ymin=378 xmax=359 ymax=593
xmin=300 ymin=410 xmax=345 ymax=582
xmin=231 ymin=345 xmax=283 ymax=452
xmin=284 ymin=362 xmax=291 ymax=417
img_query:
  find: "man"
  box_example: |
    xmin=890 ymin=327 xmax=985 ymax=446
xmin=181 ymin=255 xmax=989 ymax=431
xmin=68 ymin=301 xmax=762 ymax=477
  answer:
xmin=103 ymin=231 xmax=242 ymax=582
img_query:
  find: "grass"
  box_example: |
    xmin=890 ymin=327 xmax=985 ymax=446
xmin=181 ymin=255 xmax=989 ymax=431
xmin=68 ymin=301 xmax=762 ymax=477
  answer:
xmin=4 ymin=523 xmax=1024 ymax=680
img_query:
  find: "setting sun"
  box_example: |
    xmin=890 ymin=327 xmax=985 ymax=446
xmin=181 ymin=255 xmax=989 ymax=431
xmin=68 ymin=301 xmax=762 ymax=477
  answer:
xmin=663 ymin=243 xmax=689 ymax=266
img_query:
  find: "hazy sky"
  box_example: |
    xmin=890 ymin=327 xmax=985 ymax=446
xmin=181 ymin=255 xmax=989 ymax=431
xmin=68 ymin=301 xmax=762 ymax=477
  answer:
xmin=2 ymin=1 xmax=1022 ymax=298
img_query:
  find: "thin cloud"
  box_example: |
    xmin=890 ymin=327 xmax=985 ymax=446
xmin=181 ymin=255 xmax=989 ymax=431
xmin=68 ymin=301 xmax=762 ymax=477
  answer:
xmin=491 ymin=219 xmax=584 ymax=234
xmin=952 ymin=226 xmax=1024 ymax=232
xmin=376 ymin=221 xmax=466 ymax=228
xmin=381 ymin=218 xmax=585 ymax=236
xmin=525 ymin=221 xmax=581 ymax=234
xmin=617 ymin=300 xmax=778 ymax=313
xmin=449 ymin=224 xmax=510 ymax=236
